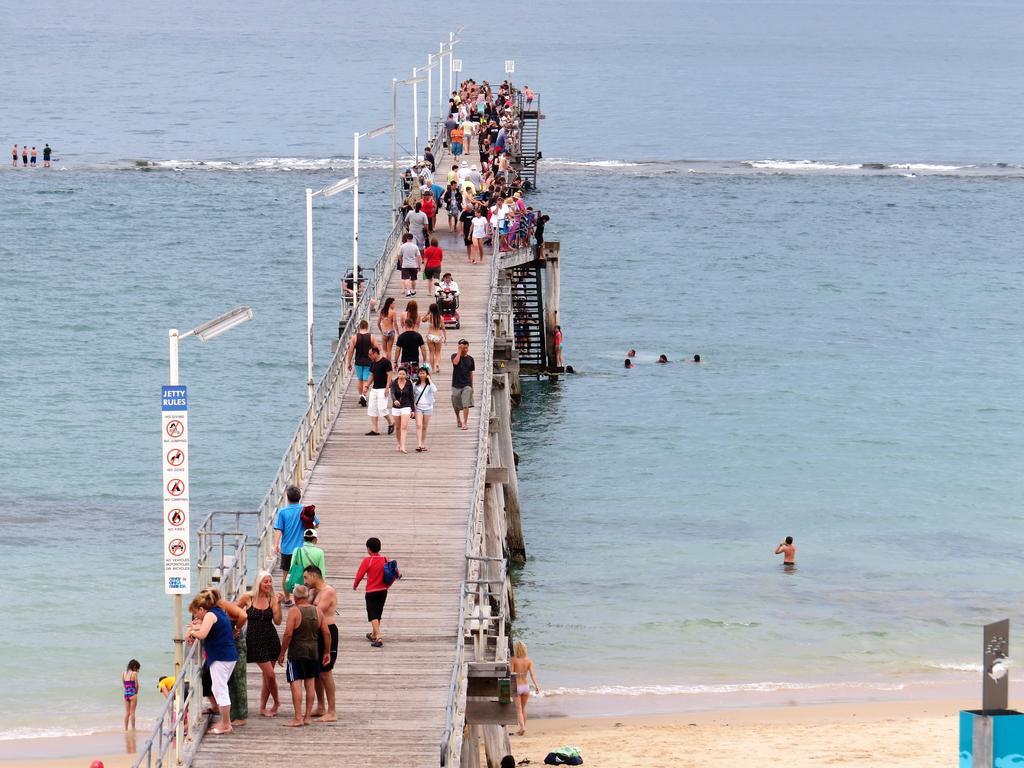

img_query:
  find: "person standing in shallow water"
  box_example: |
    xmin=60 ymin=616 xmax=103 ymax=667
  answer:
xmin=775 ymin=536 xmax=796 ymax=565
xmin=122 ymin=659 xmax=140 ymax=730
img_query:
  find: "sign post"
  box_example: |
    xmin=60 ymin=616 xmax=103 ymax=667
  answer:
xmin=453 ymin=58 xmax=463 ymax=74
xmin=960 ymin=619 xmax=1024 ymax=767
xmin=162 ymin=384 xmax=190 ymax=594
xmin=165 ymin=330 xmax=190 ymax=763
xmin=505 ymin=59 xmax=515 ymax=75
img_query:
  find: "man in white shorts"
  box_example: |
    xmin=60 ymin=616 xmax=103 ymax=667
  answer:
xmin=366 ymin=346 xmax=395 ymax=436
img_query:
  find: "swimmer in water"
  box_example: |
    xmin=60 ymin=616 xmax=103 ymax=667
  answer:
xmin=658 ymin=354 xmax=669 ymax=364
xmin=624 ymin=358 xmax=633 ymax=369
xmin=774 ymin=536 xmax=796 ymax=565
xmin=692 ymin=354 xmax=701 ymax=363
xmin=627 ymin=348 xmax=636 ymax=358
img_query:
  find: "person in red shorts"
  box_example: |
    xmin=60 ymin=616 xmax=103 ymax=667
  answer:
xmin=422 ymin=237 xmax=444 ymax=288
xmin=353 ymin=537 xmax=390 ymax=647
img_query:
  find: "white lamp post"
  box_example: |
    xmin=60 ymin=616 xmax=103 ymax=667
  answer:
xmin=392 ymin=74 xmax=425 ymax=224
xmin=352 ymin=123 xmax=394 ymax=310
xmin=306 ymin=178 xmax=357 ymax=402
xmin=166 ymin=304 xmax=252 ymax=761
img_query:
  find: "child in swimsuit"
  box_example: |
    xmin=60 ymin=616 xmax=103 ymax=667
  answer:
xmin=123 ymin=659 xmax=141 ymax=730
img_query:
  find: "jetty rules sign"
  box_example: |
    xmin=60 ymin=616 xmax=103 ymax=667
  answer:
xmin=162 ymin=385 xmax=191 ymax=594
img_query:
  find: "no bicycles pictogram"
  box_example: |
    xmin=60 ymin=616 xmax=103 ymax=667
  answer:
xmin=166 ymin=448 xmax=185 ymax=467
xmin=167 ymin=508 xmax=186 ymax=526
xmin=165 ymin=420 xmax=184 ymax=438
xmin=167 ymin=478 xmax=186 ymax=497
xmin=168 ymin=539 xmax=187 ymax=557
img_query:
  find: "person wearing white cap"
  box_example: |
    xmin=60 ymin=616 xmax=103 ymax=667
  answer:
xmin=469 ymin=164 xmax=482 ymax=188
xmin=458 ymin=161 xmax=471 ymax=185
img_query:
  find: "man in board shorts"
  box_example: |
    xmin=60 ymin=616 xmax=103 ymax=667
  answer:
xmin=277 ymin=584 xmax=331 ymax=727
xmin=451 ymin=338 xmax=475 ymax=430
xmin=347 ymin=319 xmax=374 ymax=406
xmin=273 ymin=485 xmax=319 ymax=605
xmin=304 ymin=564 xmax=338 ymax=722
xmin=450 ymin=125 xmax=464 ymax=157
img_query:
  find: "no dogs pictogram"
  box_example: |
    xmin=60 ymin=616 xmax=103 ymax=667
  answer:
xmin=167 ymin=508 xmax=186 ymax=526
xmin=166 ymin=420 xmax=184 ymax=438
xmin=168 ymin=539 xmax=187 ymax=557
xmin=166 ymin=448 xmax=185 ymax=467
xmin=167 ymin=478 xmax=186 ymax=497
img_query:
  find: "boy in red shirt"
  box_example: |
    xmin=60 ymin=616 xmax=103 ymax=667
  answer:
xmin=353 ymin=537 xmax=389 ymax=647
xmin=422 ymin=237 xmax=444 ymax=287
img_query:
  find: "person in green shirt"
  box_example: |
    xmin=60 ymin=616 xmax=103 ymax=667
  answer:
xmin=286 ymin=529 xmax=326 ymax=590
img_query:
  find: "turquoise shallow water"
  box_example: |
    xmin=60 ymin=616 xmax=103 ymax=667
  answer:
xmin=2 ymin=0 xmax=1024 ymax=741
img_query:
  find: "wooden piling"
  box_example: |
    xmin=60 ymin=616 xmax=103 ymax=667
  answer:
xmin=542 ymin=241 xmax=561 ymax=371
xmin=492 ymin=374 xmax=525 ymax=563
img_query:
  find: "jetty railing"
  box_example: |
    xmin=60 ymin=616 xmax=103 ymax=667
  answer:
xmin=132 ymin=516 xmax=250 ymax=768
xmin=440 ymin=233 xmax=503 ymax=766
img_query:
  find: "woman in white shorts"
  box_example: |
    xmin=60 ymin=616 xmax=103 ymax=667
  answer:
xmin=389 ymin=368 xmax=415 ymax=453
xmin=414 ymin=364 xmax=438 ymax=452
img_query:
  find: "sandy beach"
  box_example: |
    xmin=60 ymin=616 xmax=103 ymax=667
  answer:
xmin=509 ymin=699 xmax=963 ymax=767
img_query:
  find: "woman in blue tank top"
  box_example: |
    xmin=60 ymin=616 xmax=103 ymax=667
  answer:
xmin=187 ymin=591 xmax=239 ymax=735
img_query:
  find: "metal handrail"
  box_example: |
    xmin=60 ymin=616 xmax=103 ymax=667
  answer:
xmin=132 ymin=521 xmax=249 ymax=768
xmin=440 ymin=219 xmax=502 ymax=767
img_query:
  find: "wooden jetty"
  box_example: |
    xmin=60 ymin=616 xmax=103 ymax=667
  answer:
xmin=137 ymin=78 xmax=554 ymax=768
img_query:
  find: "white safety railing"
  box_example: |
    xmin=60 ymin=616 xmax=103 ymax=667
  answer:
xmin=440 ymin=227 xmax=502 ymax=767
xmin=132 ymin=515 xmax=249 ymax=768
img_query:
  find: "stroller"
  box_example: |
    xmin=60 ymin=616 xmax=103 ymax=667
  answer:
xmin=435 ymin=278 xmax=461 ymax=329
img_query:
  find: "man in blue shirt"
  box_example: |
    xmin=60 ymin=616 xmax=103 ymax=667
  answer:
xmin=274 ymin=485 xmax=318 ymax=605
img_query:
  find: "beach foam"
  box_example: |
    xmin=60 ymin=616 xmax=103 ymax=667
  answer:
xmin=539 ymin=681 xmax=906 ymax=698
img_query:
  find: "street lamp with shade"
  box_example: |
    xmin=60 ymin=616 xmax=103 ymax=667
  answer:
xmin=306 ymin=177 xmax=357 ymax=403
xmin=166 ymin=304 xmax=253 ymax=761
xmin=392 ymin=74 xmax=425 ymax=224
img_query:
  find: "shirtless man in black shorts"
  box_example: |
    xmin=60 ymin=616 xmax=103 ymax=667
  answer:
xmin=304 ymin=565 xmax=338 ymax=722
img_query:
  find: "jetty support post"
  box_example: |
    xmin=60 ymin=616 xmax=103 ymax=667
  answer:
xmin=542 ymin=241 xmax=560 ymax=371
xmin=491 ymin=373 xmax=525 ymax=563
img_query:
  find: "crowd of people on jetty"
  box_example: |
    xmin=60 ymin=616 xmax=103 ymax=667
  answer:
xmin=140 ymin=485 xmax=400 ymax=732
xmin=130 ymin=78 xmax=544 ymax=746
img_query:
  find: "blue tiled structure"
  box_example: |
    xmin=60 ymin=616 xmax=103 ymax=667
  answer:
xmin=959 ymin=710 xmax=1024 ymax=767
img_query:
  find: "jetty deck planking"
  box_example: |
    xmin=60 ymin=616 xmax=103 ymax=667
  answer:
xmin=192 ymin=144 xmax=493 ymax=768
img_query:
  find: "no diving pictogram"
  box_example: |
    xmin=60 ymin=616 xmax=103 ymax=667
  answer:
xmin=168 ymin=538 xmax=187 ymax=557
xmin=167 ymin=478 xmax=186 ymax=497
xmin=166 ymin=448 xmax=185 ymax=467
xmin=167 ymin=508 xmax=186 ymax=526
xmin=165 ymin=420 xmax=184 ymax=438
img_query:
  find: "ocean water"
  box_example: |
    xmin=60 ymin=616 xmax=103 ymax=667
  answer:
xmin=2 ymin=0 xmax=1024 ymax=741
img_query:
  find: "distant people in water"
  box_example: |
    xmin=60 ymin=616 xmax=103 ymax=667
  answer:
xmin=10 ymin=143 xmax=53 ymax=168
xmin=626 ymin=348 xmax=636 ymax=358
xmin=775 ymin=536 xmax=796 ymax=565
xmin=658 ymin=354 xmax=669 ymax=364
xmin=624 ymin=358 xmax=633 ymax=369
xmin=692 ymin=354 xmax=701 ymax=363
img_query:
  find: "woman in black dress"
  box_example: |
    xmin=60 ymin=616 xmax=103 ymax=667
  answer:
xmin=236 ymin=570 xmax=282 ymax=717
